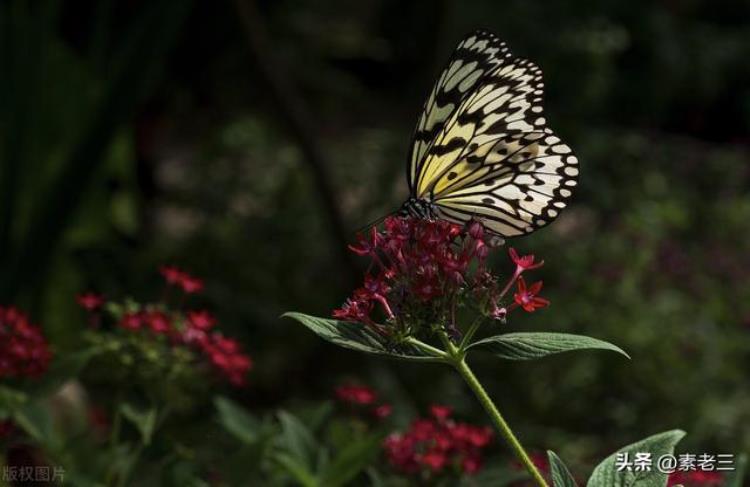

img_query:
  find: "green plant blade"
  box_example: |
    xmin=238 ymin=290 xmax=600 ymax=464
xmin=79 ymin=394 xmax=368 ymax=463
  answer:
xmin=586 ymin=430 xmax=686 ymax=487
xmin=467 ymin=332 xmax=629 ymax=361
xmin=214 ymin=396 xmax=260 ymax=445
xmin=278 ymin=410 xmax=318 ymax=471
xmin=274 ymin=453 xmax=318 ymax=487
xmin=725 ymin=453 xmax=747 ymax=487
xmin=120 ymin=403 xmax=158 ymax=446
xmin=548 ymin=451 xmax=578 ymax=487
xmin=319 ymin=433 xmax=382 ymax=487
xmin=282 ymin=312 xmax=441 ymax=361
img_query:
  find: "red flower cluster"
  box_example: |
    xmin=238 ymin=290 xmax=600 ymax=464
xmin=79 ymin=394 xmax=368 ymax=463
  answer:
xmin=78 ymin=267 xmax=252 ymax=387
xmin=113 ymin=308 xmax=252 ymax=387
xmin=335 ymin=383 xmax=393 ymax=419
xmin=383 ymin=404 xmax=493 ymax=476
xmin=160 ymin=265 xmax=204 ymax=294
xmin=667 ymin=471 xmax=724 ymax=486
xmin=334 ymin=217 xmax=548 ymax=334
xmin=0 ymin=306 xmax=52 ymax=379
xmin=76 ymin=292 xmax=104 ymax=312
xmin=336 ymin=384 xmax=377 ymax=405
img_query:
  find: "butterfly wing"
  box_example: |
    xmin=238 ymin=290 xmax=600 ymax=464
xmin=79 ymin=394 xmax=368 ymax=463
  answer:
xmin=409 ymin=35 xmax=578 ymax=237
xmin=408 ymin=30 xmax=510 ymax=193
xmin=432 ymin=129 xmax=578 ymax=237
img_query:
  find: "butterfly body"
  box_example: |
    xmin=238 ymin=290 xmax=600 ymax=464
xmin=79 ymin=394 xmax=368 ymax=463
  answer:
xmin=399 ymin=197 xmax=437 ymax=220
xmin=401 ymin=30 xmax=578 ymax=238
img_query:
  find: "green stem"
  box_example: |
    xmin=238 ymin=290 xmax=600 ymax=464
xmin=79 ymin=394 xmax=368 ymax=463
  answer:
xmin=405 ymin=337 xmax=448 ymax=359
xmin=458 ymin=317 xmax=484 ymax=351
xmin=439 ymin=331 xmax=548 ymax=487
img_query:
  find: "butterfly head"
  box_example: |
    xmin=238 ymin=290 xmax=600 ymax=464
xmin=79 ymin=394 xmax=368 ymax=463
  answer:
xmin=399 ymin=198 xmax=436 ymax=220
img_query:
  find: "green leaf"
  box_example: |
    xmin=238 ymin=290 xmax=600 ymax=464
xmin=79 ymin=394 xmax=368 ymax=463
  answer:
xmin=120 ymin=403 xmax=158 ymax=446
xmin=282 ymin=312 xmax=441 ymax=361
xmin=548 ymin=451 xmax=578 ymax=487
xmin=278 ymin=410 xmax=318 ymax=470
xmin=25 ymin=348 xmax=98 ymax=397
xmin=725 ymin=453 xmax=747 ymax=487
xmin=214 ymin=396 xmax=260 ymax=445
xmin=468 ymin=332 xmax=629 ymax=361
xmin=319 ymin=434 xmax=383 ymax=487
xmin=0 ymin=386 xmax=27 ymax=418
xmin=274 ymin=453 xmax=318 ymax=487
xmin=586 ymin=430 xmax=686 ymax=487
xmin=11 ymin=401 xmax=61 ymax=452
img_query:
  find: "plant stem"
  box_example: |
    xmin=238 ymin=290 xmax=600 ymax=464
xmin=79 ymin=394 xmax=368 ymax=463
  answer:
xmin=405 ymin=337 xmax=448 ymax=359
xmin=439 ymin=331 xmax=548 ymax=487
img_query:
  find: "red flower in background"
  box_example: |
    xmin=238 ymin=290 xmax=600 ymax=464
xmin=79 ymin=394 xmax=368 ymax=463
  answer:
xmin=144 ymin=311 xmax=171 ymax=334
xmin=383 ymin=406 xmax=493 ymax=477
xmin=179 ymin=274 xmax=204 ymax=294
xmin=430 ymin=404 xmax=453 ymax=422
xmin=77 ymin=266 xmax=252 ymax=388
xmin=159 ymin=265 xmax=204 ymax=294
xmin=119 ymin=312 xmax=143 ymax=331
xmin=373 ymin=403 xmax=393 ymax=419
xmin=335 ymin=384 xmax=377 ymax=405
xmin=199 ymin=334 xmax=253 ymax=386
xmin=76 ymin=292 xmax=104 ymax=311
xmin=667 ymin=471 xmax=723 ymax=486
xmin=0 ymin=306 xmax=52 ymax=379
xmin=187 ymin=310 xmax=217 ymax=331
xmin=159 ymin=265 xmax=184 ymax=285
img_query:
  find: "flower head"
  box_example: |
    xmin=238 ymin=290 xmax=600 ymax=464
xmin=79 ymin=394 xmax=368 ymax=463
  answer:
xmin=667 ymin=471 xmax=723 ymax=486
xmin=187 ymin=310 xmax=217 ymax=331
xmin=76 ymin=292 xmax=104 ymax=311
xmin=335 ymin=216 xmax=551 ymax=340
xmin=508 ymin=247 xmax=545 ymax=273
xmin=160 ymin=265 xmax=204 ymax=294
xmin=513 ymin=277 xmax=550 ymax=312
xmin=383 ymin=406 xmax=493 ymax=478
xmin=373 ymin=403 xmax=393 ymax=419
xmin=0 ymin=306 xmax=52 ymax=379
xmin=335 ymin=384 xmax=377 ymax=405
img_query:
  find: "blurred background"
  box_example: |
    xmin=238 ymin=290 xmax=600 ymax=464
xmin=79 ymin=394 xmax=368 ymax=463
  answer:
xmin=1 ymin=0 xmax=749 ymax=481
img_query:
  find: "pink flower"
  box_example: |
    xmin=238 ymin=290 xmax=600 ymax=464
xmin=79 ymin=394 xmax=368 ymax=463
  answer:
xmin=159 ymin=265 xmax=204 ymax=294
xmin=144 ymin=311 xmax=171 ymax=334
xmin=429 ymin=404 xmax=453 ymax=422
xmin=200 ymin=334 xmax=252 ymax=386
xmin=348 ymin=227 xmax=382 ymax=256
xmin=187 ymin=310 xmax=217 ymax=331
xmin=0 ymin=306 xmax=52 ymax=378
xmin=179 ymin=274 xmax=204 ymax=294
xmin=667 ymin=471 xmax=723 ymax=486
xmin=373 ymin=403 xmax=393 ymax=419
xmin=335 ymin=384 xmax=377 ymax=405
xmin=508 ymin=247 xmax=545 ymax=273
xmin=383 ymin=406 xmax=493 ymax=477
xmin=119 ymin=312 xmax=143 ymax=331
xmin=418 ymin=450 xmax=447 ymax=471
xmin=159 ymin=265 xmax=184 ymax=285
xmin=513 ymin=277 xmax=550 ymax=312
xmin=76 ymin=292 xmax=104 ymax=311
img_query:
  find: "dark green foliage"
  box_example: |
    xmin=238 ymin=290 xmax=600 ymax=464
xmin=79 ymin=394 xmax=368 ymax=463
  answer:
xmin=1 ymin=0 xmax=749 ymax=484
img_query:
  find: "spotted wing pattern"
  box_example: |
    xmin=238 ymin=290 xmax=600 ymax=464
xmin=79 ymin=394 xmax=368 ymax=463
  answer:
xmin=407 ymin=31 xmax=578 ymax=237
xmin=408 ymin=30 xmax=510 ymax=192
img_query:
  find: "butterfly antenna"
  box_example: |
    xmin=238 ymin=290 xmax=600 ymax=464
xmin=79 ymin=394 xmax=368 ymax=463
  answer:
xmin=353 ymin=210 xmax=397 ymax=235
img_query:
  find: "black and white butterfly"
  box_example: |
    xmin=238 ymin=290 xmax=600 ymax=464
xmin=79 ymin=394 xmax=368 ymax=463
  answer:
xmin=399 ymin=30 xmax=578 ymax=237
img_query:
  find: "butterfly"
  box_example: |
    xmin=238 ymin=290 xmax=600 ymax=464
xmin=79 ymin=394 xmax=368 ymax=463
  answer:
xmin=399 ymin=30 xmax=578 ymax=238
